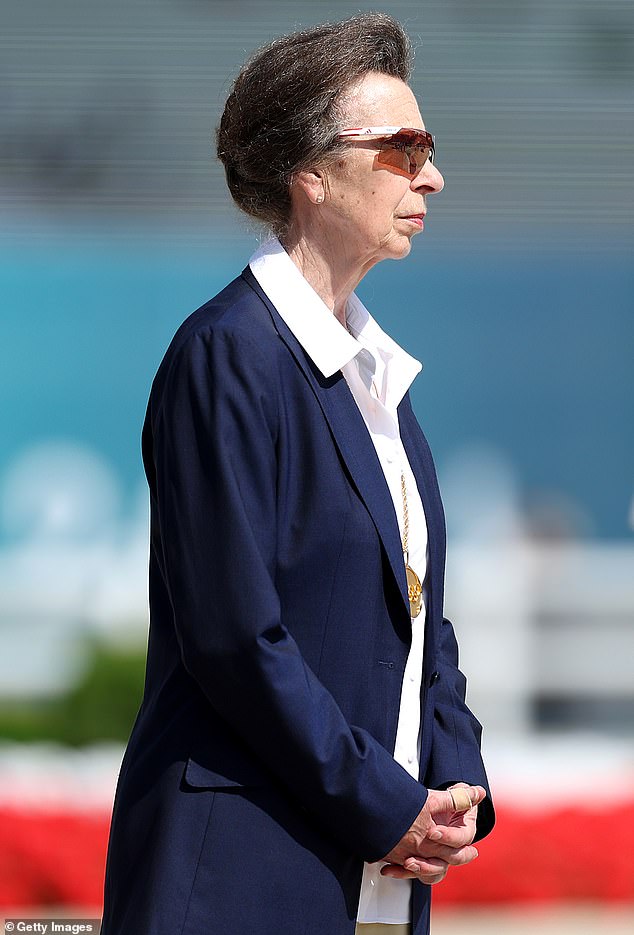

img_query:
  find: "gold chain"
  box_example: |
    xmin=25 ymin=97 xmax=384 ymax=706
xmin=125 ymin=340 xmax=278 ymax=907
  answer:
xmin=400 ymin=469 xmax=409 ymax=561
xmin=401 ymin=468 xmax=423 ymax=618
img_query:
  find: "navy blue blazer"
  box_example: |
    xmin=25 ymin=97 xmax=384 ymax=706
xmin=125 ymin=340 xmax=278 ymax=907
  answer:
xmin=100 ymin=267 xmax=494 ymax=935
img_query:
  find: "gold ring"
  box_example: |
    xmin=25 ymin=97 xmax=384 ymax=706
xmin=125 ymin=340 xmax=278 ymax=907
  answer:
xmin=449 ymin=788 xmax=473 ymax=812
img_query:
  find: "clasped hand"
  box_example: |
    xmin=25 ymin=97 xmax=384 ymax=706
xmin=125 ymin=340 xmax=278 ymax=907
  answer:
xmin=380 ymin=783 xmax=486 ymax=886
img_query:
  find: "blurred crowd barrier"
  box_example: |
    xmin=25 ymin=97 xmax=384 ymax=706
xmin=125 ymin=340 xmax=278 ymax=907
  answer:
xmin=441 ymin=445 xmax=634 ymax=738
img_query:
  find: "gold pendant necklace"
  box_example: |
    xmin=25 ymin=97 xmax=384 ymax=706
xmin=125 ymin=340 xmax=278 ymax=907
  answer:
xmin=364 ymin=367 xmax=423 ymax=619
xmin=401 ymin=470 xmax=423 ymax=618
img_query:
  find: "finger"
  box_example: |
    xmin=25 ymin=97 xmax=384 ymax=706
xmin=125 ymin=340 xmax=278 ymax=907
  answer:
xmin=381 ymin=866 xmax=448 ymax=885
xmin=429 ymin=786 xmax=486 ymax=816
xmin=426 ymin=794 xmax=476 ymax=840
xmin=418 ymin=844 xmax=479 ymax=867
xmin=428 ymin=820 xmax=478 ymax=848
xmin=403 ymin=858 xmax=449 ymax=886
xmin=424 ymin=871 xmax=448 ymax=886
xmin=426 ymin=787 xmax=485 ymax=844
xmin=381 ymin=857 xmax=447 ymax=876
xmin=447 ymin=782 xmax=488 ymax=811
xmin=381 ymin=857 xmax=448 ymax=880
xmin=382 ymin=869 xmax=448 ymax=885
xmin=449 ymin=788 xmax=473 ymax=812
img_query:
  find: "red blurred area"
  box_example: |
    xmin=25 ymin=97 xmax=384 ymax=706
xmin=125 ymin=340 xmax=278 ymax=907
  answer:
xmin=1 ymin=802 xmax=633 ymax=909
xmin=434 ymin=802 xmax=634 ymax=905
xmin=0 ymin=810 xmax=109 ymax=907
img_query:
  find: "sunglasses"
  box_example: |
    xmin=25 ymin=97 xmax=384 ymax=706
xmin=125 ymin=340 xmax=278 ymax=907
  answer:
xmin=336 ymin=126 xmax=435 ymax=178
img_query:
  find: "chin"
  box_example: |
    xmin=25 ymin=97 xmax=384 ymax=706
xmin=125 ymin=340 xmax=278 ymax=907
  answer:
xmin=386 ymin=237 xmax=413 ymax=261
xmin=371 ymin=231 xmax=414 ymax=265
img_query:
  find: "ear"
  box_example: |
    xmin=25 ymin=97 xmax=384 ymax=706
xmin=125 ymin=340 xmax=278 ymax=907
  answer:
xmin=292 ymin=168 xmax=326 ymax=205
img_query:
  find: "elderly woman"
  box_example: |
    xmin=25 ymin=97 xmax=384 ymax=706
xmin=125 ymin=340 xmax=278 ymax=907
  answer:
xmin=101 ymin=13 xmax=494 ymax=935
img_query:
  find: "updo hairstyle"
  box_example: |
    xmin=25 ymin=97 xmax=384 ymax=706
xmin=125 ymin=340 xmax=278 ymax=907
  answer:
xmin=216 ymin=12 xmax=412 ymax=238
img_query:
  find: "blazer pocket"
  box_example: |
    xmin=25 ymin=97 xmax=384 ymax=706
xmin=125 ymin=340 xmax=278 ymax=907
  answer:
xmin=183 ymin=755 xmax=267 ymax=791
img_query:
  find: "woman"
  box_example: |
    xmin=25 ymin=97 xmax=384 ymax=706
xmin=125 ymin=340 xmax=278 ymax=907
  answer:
xmin=101 ymin=13 xmax=494 ymax=935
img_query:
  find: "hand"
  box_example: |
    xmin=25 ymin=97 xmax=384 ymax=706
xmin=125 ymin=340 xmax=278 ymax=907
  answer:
xmin=380 ymin=783 xmax=486 ymax=885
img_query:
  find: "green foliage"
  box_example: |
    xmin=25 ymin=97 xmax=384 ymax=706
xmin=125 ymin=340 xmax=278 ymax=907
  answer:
xmin=0 ymin=641 xmax=147 ymax=746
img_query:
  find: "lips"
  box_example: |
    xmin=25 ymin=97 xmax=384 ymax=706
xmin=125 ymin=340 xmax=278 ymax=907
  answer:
xmin=400 ymin=213 xmax=426 ymax=229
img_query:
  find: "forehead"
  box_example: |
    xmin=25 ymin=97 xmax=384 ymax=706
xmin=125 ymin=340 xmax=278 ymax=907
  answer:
xmin=338 ymin=72 xmax=425 ymax=130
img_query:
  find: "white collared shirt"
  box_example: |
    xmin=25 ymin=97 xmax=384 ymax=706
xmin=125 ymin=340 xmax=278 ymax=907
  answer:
xmin=249 ymin=237 xmax=429 ymax=925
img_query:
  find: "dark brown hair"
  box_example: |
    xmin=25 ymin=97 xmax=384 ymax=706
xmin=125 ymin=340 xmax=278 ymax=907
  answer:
xmin=216 ymin=12 xmax=412 ymax=237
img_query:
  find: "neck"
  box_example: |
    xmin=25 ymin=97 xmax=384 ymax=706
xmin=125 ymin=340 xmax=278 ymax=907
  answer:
xmin=282 ymin=230 xmax=377 ymax=327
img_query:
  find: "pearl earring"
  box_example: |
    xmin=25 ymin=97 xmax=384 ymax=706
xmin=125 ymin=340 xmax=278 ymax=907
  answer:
xmin=316 ymin=195 xmax=324 ymax=204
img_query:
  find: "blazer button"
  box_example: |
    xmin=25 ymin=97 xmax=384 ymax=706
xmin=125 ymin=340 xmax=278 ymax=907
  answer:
xmin=429 ymin=671 xmax=440 ymax=686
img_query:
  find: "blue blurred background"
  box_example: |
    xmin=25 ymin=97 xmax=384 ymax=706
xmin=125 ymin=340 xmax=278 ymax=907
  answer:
xmin=1 ymin=0 xmax=633 ymax=926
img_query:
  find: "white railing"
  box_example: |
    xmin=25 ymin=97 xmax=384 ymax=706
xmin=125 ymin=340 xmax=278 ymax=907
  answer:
xmin=445 ymin=541 xmax=634 ymax=736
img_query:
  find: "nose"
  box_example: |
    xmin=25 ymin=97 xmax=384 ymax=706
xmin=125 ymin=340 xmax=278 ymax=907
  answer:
xmin=411 ymin=159 xmax=444 ymax=195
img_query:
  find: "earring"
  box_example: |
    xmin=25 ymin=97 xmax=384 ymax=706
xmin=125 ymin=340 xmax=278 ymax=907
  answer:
xmin=316 ymin=195 xmax=324 ymax=204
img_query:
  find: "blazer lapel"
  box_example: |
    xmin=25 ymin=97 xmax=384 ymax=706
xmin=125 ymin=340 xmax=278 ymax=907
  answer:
xmin=312 ymin=371 xmax=412 ymax=620
xmin=243 ymin=268 xmax=411 ymax=620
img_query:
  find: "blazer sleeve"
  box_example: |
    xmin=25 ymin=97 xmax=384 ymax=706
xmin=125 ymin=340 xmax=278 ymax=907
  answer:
xmin=423 ymin=616 xmax=496 ymax=842
xmin=148 ymin=323 xmax=428 ymax=862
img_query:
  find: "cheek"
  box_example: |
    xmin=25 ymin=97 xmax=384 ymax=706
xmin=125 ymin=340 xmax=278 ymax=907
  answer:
xmin=367 ymin=187 xmax=401 ymax=219
xmin=332 ymin=178 xmax=406 ymax=237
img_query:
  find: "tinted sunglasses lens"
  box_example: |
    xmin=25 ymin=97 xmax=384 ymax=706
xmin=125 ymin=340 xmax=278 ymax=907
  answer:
xmin=377 ymin=131 xmax=433 ymax=176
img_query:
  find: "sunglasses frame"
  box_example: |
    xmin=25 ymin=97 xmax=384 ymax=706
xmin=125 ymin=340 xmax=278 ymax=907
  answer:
xmin=336 ymin=126 xmax=435 ymax=177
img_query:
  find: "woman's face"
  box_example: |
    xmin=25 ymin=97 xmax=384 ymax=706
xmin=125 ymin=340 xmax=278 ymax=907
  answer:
xmin=318 ymin=72 xmax=445 ymax=268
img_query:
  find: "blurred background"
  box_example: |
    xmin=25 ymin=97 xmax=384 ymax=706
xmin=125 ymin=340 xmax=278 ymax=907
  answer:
xmin=1 ymin=0 xmax=633 ymax=931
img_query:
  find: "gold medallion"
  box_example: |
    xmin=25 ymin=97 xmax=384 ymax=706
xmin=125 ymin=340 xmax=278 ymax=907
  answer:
xmin=406 ymin=563 xmax=423 ymax=618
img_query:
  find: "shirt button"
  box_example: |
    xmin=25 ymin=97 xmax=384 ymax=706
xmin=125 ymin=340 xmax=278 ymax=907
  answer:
xmin=408 ymin=755 xmax=415 ymax=764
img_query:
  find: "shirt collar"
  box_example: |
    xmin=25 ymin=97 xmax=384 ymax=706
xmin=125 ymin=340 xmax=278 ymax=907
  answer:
xmin=248 ymin=236 xmax=422 ymax=404
xmin=345 ymin=292 xmax=422 ymax=410
xmin=249 ymin=237 xmax=358 ymax=377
